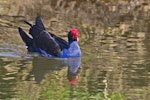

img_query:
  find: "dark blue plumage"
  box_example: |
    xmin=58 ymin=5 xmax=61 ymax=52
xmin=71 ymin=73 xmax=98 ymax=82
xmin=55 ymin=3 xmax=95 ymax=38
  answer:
xmin=18 ymin=16 xmax=81 ymax=58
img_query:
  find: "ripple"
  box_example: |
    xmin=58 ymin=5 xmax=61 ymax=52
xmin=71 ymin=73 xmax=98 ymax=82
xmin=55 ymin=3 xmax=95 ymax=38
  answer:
xmin=0 ymin=52 xmax=21 ymax=58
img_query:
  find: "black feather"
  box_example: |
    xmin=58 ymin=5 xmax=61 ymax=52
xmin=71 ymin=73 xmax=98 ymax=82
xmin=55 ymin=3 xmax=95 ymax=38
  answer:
xmin=50 ymin=33 xmax=68 ymax=50
xmin=35 ymin=16 xmax=45 ymax=30
xmin=19 ymin=16 xmax=69 ymax=57
xmin=24 ymin=21 xmax=32 ymax=27
xmin=29 ymin=16 xmax=45 ymax=38
xmin=35 ymin=31 xmax=61 ymax=56
xmin=18 ymin=27 xmax=33 ymax=47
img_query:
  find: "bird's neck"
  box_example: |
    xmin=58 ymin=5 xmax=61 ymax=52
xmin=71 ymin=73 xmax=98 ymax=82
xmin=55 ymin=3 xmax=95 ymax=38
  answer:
xmin=68 ymin=40 xmax=77 ymax=44
xmin=67 ymin=41 xmax=77 ymax=48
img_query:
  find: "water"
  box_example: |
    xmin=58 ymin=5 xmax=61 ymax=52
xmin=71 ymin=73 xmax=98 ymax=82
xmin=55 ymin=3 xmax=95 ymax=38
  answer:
xmin=0 ymin=38 xmax=150 ymax=100
xmin=0 ymin=48 xmax=81 ymax=100
xmin=0 ymin=0 xmax=150 ymax=100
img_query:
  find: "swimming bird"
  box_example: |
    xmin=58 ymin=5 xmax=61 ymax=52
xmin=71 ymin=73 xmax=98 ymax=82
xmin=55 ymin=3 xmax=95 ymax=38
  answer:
xmin=18 ymin=16 xmax=81 ymax=58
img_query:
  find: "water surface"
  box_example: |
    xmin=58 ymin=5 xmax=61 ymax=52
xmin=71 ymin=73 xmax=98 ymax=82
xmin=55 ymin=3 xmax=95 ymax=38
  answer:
xmin=0 ymin=37 xmax=150 ymax=100
xmin=0 ymin=0 xmax=150 ymax=100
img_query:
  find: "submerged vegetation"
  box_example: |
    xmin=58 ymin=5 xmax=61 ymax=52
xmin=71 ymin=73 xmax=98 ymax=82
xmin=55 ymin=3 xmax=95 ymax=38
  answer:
xmin=39 ymin=81 xmax=125 ymax=100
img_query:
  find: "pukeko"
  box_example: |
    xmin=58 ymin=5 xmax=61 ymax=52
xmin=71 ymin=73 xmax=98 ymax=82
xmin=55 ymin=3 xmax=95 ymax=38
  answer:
xmin=18 ymin=16 xmax=81 ymax=58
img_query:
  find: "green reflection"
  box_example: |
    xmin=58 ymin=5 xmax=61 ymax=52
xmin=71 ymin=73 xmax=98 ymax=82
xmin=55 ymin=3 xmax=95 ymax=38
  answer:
xmin=39 ymin=80 xmax=125 ymax=100
xmin=0 ymin=0 xmax=150 ymax=100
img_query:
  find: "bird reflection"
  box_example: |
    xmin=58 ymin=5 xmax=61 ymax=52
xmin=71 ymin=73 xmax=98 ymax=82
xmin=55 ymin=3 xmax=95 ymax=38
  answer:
xmin=63 ymin=58 xmax=81 ymax=84
xmin=27 ymin=57 xmax=81 ymax=84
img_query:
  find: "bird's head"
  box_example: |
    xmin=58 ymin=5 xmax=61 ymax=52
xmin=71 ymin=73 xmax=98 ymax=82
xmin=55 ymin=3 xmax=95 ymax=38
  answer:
xmin=68 ymin=28 xmax=79 ymax=43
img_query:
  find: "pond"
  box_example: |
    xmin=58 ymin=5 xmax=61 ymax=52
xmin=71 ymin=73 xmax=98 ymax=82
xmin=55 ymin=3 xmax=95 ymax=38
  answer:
xmin=0 ymin=30 xmax=150 ymax=100
xmin=0 ymin=0 xmax=150 ymax=100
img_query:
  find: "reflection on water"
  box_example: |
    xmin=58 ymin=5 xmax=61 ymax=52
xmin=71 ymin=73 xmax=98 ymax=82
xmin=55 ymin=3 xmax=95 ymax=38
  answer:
xmin=0 ymin=41 xmax=150 ymax=99
xmin=27 ymin=57 xmax=81 ymax=84
xmin=0 ymin=49 xmax=81 ymax=99
xmin=0 ymin=0 xmax=150 ymax=100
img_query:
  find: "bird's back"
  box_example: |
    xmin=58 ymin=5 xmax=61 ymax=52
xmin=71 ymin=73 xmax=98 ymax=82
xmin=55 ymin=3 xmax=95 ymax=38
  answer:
xmin=35 ymin=30 xmax=61 ymax=57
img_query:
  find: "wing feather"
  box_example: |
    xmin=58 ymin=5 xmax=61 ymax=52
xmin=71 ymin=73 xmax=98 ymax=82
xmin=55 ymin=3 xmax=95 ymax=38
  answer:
xmin=35 ymin=31 xmax=61 ymax=56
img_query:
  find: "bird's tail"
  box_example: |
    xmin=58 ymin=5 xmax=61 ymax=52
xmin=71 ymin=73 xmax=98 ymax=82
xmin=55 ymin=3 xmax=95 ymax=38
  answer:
xmin=18 ymin=27 xmax=33 ymax=47
xmin=35 ymin=16 xmax=45 ymax=30
xmin=29 ymin=16 xmax=46 ymax=37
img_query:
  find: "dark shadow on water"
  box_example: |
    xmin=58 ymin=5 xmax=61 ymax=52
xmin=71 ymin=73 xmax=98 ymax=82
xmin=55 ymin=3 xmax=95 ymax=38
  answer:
xmin=25 ymin=57 xmax=81 ymax=84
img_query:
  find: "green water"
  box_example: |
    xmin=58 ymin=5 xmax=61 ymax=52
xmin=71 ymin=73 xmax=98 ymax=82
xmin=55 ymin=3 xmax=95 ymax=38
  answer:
xmin=0 ymin=40 xmax=150 ymax=100
xmin=0 ymin=0 xmax=150 ymax=100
